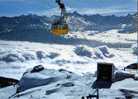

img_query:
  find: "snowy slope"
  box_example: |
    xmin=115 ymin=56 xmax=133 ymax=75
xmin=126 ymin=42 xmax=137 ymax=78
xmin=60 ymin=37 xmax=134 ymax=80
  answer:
xmin=0 ymin=68 xmax=138 ymax=99
xmin=0 ymin=29 xmax=137 ymax=99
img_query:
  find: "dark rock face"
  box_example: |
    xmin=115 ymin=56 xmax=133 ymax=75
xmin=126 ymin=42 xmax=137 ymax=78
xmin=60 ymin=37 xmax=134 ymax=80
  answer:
xmin=125 ymin=63 xmax=138 ymax=70
xmin=120 ymin=89 xmax=138 ymax=99
xmin=114 ymin=71 xmax=135 ymax=82
xmin=0 ymin=77 xmax=19 ymax=88
xmin=31 ymin=65 xmax=45 ymax=73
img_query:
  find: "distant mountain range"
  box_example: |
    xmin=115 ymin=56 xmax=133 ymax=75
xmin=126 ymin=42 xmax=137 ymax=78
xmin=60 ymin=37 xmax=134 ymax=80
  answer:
xmin=0 ymin=12 xmax=137 ymax=42
xmin=68 ymin=11 xmax=137 ymax=32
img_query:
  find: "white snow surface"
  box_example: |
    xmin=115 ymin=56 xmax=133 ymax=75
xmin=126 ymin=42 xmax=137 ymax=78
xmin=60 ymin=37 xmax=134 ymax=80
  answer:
xmin=0 ymin=30 xmax=137 ymax=99
xmin=0 ymin=68 xmax=138 ymax=99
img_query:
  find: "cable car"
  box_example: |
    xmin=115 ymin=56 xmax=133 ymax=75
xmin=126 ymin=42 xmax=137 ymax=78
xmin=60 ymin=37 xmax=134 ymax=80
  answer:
xmin=50 ymin=0 xmax=69 ymax=36
xmin=51 ymin=21 xmax=69 ymax=36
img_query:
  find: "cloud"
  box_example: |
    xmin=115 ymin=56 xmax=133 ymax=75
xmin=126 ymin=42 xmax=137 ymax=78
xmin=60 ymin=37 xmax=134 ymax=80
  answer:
xmin=35 ymin=7 xmax=136 ymax=16
xmin=77 ymin=8 xmax=136 ymax=15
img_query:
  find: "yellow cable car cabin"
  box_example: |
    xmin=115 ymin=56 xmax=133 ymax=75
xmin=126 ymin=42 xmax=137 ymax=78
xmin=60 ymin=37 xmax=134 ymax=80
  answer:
xmin=51 ymin=22 xmax=69 ymax=36
xmin=50 ymin=0 xmax=69 ymax=36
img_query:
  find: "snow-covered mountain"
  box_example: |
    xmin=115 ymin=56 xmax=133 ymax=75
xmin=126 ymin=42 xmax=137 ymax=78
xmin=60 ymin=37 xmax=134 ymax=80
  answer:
xmin=0 ymin=11 xmax=137 ymax=99
xmin=68 ymin=11 xmax=137 ymax=32
xmin=0 ymin=12 xmax=137 ymax=42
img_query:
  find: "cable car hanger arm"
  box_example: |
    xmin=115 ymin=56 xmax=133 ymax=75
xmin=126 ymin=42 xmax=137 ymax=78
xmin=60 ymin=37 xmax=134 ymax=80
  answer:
xmin=55 ymin=0 xmax=67 ymax=18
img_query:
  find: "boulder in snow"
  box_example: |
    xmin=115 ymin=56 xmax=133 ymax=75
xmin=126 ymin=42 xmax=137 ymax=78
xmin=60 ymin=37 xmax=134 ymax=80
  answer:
xmin=47 ymin=52 xmax=59 ymax=59
xmin=17 ymin=66 xmax=78 ymax=92
xmin=1 ymin=53 xmax=25 ymax=62
xmin=97 ymin=46 xmax=114 ymax=58
xmin=36 ymin=51 xmax=47 ymax=60
xmin=94 ymin=49 xmax=104 ymax=59
xmin=124 ymin=63 xmax=138 ymax=70
xmin=22 ymin=53 xmax=36 ymax=60
xmin=114 ymin=70 xmax=135 ymax=82
xmin=31 ymin=65 xmax=45 ymax=73
xmin=132 ymin=44 xmax=138 ymax=55
xmin=74 ymin=45 xmax=92 ymax=58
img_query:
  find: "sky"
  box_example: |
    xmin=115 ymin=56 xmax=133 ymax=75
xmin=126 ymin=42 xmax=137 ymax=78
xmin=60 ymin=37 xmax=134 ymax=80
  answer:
xmin=0 ymin=0 xmax=137 ymax=16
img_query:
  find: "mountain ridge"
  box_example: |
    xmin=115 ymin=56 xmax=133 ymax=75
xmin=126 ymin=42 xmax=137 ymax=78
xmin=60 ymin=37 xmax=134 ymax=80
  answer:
xmin=0 ymin=12 xmax=137 ymax=42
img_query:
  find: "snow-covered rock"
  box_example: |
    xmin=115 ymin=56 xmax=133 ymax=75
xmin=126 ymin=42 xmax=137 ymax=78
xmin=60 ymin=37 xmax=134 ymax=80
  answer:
xmin=74 ymin=45 xmax=114 ymax=59
xmin=36 ymin=51 xmax=47 ymax=60
xmin=17 ymin=66 xmax=79 ymax=92
xmin=0 ymin=52 xmax=25 ymax=63
xmin=0 ymin=49 xmax=60 ymax=63
xmin=124 ymin=63 xmax=138 ymax=70
xmin=94 ymin=48 xmax=105 ymax=59
xmin=47 ymin=52 xmax=59 ymax=59
xmin=114 ymin=70 xmax=135 ymax=82
xmin=74 ymin=45 xmax=92 ymax=58
xmin=22 ymin=52 xmax=36 ymax=61
xmin=96 ymin=46 xmax=114 ymax=58
xmin=132 ymin=43 xmax=138 ymax=55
